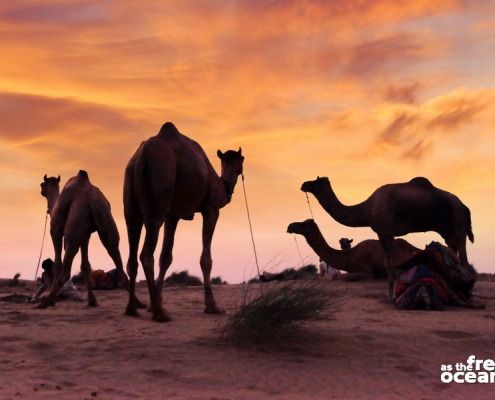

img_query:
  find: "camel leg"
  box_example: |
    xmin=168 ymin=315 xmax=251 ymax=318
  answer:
xmin=380 ymin=236 xmax=396 ymax=302
xmin=140 ymin=221 xmax=171 ymax=322
xmin=447 ymin=236 xmax=469 ymax=268
xmin=124 ymin=216 xmax=145 ymax=317
xmin=97 ymin=224 xmax=146 ymax=311
xmin=201 ymin=209 xmax=224 ymax=314
xmin=37 ymin=228 xmax=64 ymax=309
xmin=155 ymin=217 xmax=179 ymax=307
xmin=39 ymin=241 xmax=78 ymax=309
xmin=80 ymin=237 xmax=98 ymax=307
xmin=458 ymin=242 xmax=469 ymax=268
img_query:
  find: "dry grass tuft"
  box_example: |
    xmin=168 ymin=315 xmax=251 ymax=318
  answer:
xmin=222 ymin=281 xmax=338 ymax=344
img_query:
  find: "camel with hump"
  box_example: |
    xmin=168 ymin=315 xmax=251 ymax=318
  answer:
xmin=40 ymin=171 xmax=144 ymax=309
xmin=301 ymin=177 xmax=474 ymax=298
xmin=123 ymin=122 xmax=244 ymax=322
xmin=287 ymin=219 xmax=420 ymax=280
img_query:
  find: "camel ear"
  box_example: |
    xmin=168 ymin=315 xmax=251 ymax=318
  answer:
xmin=57 ymin=175 xmax=60 ymax=183
xmin=238 ymin=147 xmax=242 ymax=155
xmin=217 ymin=150 xmax=224 ymax=159
xmin=44 ymin=174 xmax=48 ymax=182
xmin=350 ymin=239 xmax=353 ymax=243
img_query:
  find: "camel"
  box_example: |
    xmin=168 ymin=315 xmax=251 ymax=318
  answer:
xmin=287 ymin=219 xmax=420 ymax=281
xmin=339 ymin=238 xmax=353 ymax=250
xmin=123 ymin=122 xmax=244 ymax=322
xmin=301 ymin=176 xmax=474 ymax=298
xmin=40 ymin=171 xmax=144 ymax=309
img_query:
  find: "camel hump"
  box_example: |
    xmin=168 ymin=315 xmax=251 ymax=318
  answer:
xmin=409 ymin=177 xmax=433 ymax=187
xmin=157 ymin=122 xmax=180 ymax=138
xmin=77 ymin=170 xmax=89 ymax=180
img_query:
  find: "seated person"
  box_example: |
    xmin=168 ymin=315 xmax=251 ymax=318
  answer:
xmin=32 ymin=258 xmax=84 ymax=302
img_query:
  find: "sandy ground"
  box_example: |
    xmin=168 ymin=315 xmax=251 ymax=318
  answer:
xmin=0 ymin=279 xmax=494 ymax=400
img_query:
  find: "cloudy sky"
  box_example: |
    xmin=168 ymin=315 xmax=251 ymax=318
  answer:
xmin=1 ymin=1 xmax=493 ymax=284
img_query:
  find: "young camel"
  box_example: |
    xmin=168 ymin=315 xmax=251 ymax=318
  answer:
xmin=124 ymin=122 xmax=244 ymax=322
xmin=39 ymin=171 xmax=144 ymax=309
xmin=287 ymin=219 xmax=420 ymax=281
xmin=339 ymin=238 xmax=353 ymax=250
xmin=301 ymin=177 xmax=474 ymax=298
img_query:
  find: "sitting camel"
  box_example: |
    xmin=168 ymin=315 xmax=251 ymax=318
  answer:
xmin=40 ymin=171 xmax=144 ymax=309
xmin=124 ymin=122 xmax=244 ymax=322
xmin=287 ymin=219 xmax=420 ymax=281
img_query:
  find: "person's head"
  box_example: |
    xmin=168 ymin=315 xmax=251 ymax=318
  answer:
xmin=41 ymin=258 xmax=54 ymax=275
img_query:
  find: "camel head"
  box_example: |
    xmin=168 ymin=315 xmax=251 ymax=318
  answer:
xmin=301 ymin=176 xmax=330 ymax=195
xmin=41 ymin=174 xmax=60 ymax=214
xmin=339 ymin=238 xmax=353 ymax=250
xmin=287 ymin=219 xmax=318 ymax=235
xmin=217 ymin=148 xmax=244 ymax=198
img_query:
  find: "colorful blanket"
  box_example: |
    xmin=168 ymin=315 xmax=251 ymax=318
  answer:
xmin=394 ymin=242 xmax=477 ymax=310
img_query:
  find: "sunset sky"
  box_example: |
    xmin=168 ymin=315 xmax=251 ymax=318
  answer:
xmin=1 ymin=1 xmax=494 ymax=285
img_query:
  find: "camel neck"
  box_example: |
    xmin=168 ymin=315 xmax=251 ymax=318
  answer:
xmin=303 ymin=229 xmax=354 ymax=271
xmin=46 ymin=191 xmax=59 ymax=216
xmin=315 ymin=185 xmax=370 ymax=228
xmin=219 ymin=175 xmax=239 ymax=207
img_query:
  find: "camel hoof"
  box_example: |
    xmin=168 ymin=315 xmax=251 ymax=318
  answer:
xmin=125 ymin=306 xmax=140 ymax=318
xmin=36 ymin=302 xmax=49 ymax=309
xmin=152 ymin=312 xmax=172 ymax=323
xmin=36 ymin=298 xmax=54 ymax=309
xmin=135 ymin=298 xmax=147 ymax=309
xmin=87 ymin=300 xmax=99 ymax=307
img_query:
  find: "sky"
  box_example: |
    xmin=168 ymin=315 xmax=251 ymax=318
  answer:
xmin=0 ymin=0 xmax=494 ymax=284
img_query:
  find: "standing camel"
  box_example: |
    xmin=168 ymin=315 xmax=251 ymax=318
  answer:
xmin=287 ymin=219 xmax=420 ymax=280
xmin=40 ymin=171 xmax=144 ymax=309
xmin=301 ymin=177 xmax=474 ymax=298
xmin=124 ymin=122 xmax=244 ymax=322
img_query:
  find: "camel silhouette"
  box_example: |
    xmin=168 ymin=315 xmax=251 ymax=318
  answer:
xmin=123 ymin=122 xmax=244 ymax=322
xmin=301 ymin=177 xmax=474 ymax=298
xmin=40 ymin=171 xmax=144 ymax=309
xmin=287 ymin=219 xmax=420 ymax=280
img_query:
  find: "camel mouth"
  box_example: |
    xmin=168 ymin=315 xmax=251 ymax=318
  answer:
xmin=300 ymin=182 xmax=310 ymax=193
xmin=287 ymin=223 xmax=299 ymax=234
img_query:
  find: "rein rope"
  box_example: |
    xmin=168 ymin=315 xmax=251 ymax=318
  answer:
xmin=291 ymin=191 xmax=316 ymax=268
xmin=293 ymin=236 xmax=306 ymax=267
xmin=305 ymin=192 xmax=315 ymax=220
xmin=29 ymin=211 xmax=49 ymax=298
xmin=241 ymin=174 xmax=261 ymax=278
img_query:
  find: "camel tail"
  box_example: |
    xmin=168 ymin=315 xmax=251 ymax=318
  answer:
xmin=465 ymin=205 xmax=474 ymax=243
xmin=467 ymin=227 xmax=474 ymax=243
xmin=91 ymin=196 xmax=120 ymax=247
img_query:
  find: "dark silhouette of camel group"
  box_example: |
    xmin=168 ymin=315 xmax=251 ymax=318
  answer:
xmin=39 ymin=122 xmax=475 ymax=321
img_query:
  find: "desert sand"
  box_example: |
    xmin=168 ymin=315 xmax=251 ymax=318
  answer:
xmin=0 ymin=279 xmax=494 ymax=400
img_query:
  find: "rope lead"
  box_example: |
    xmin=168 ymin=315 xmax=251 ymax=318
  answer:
xmin=29 ymin=212 xmax=49 ymax=299
xmin=241 ymin=174 xmax=261 ymax=278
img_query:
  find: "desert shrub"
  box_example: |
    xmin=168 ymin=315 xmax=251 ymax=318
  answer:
xmin=223 ymin=281 xmax=336 ymax=344
xmin=165 ymin=270 xmax=202 ymax=286
xmin=211 ymin=276 xmax=226 ymax=285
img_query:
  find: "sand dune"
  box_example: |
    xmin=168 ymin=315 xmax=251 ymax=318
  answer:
xmin=0 ymin=280 xmax=494 ymax=399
